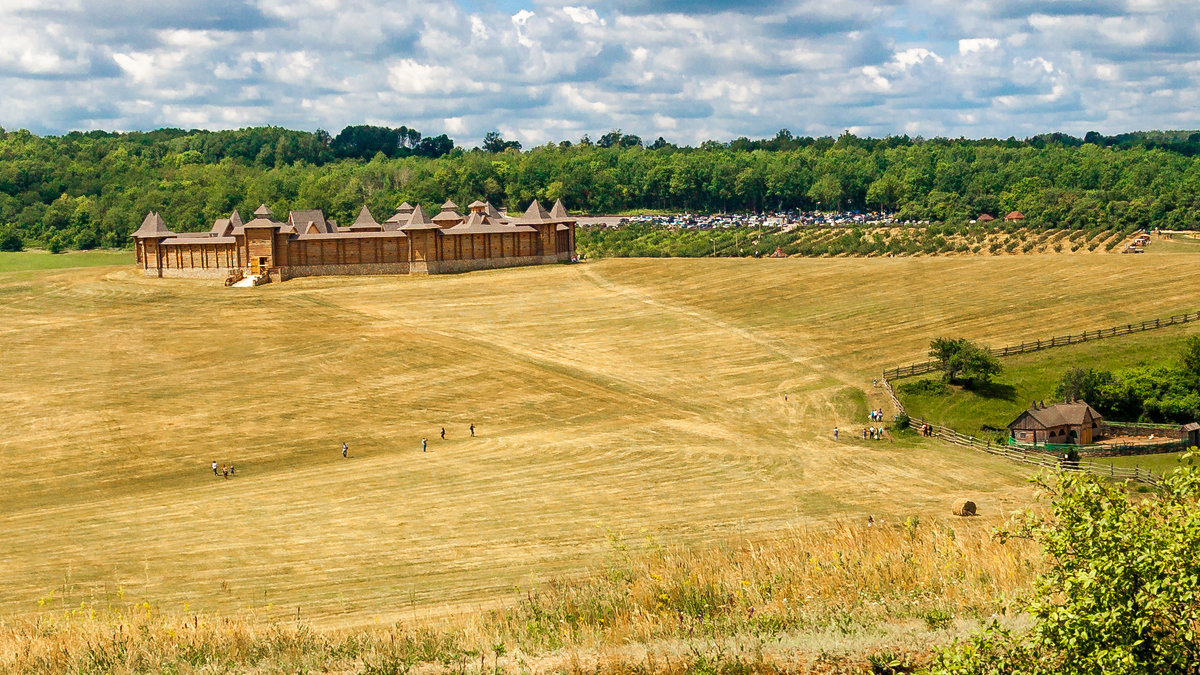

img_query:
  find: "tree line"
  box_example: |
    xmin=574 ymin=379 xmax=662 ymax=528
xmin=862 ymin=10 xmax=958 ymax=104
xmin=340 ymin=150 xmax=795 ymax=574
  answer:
xmin=2 ymin=125 xmax=1200 ymax=251
xmin=1054 ymin=336 xmax=1200 ymax=424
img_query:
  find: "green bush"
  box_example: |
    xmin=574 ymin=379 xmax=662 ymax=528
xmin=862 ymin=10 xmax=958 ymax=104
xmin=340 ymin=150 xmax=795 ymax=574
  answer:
xmin=0 ymin=227 xmax=22 ymax=252
xmin=898 ymin=379 xmax=952 ymax=396
xmin=931 ymin=455 xmax=1200 ymax=674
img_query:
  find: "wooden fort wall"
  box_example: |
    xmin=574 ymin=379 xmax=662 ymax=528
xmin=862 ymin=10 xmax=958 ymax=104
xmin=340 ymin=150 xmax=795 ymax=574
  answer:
xmin=139 ymin=222 xmax=575 ymax=279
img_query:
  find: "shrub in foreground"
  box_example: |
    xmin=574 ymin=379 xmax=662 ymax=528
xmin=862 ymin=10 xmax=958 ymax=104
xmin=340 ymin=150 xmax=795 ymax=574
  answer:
xmin=932 ymin=454 xmax=1200 ymax=674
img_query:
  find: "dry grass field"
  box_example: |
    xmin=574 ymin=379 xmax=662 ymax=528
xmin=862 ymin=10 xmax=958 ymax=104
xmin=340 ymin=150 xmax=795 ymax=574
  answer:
xmin=1 ymin=245 xmax=1198 ymax=640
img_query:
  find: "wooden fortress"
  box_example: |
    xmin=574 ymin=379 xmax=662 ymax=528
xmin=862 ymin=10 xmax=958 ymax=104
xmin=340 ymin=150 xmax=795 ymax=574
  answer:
xmin=131 ymin=198 xmax=577 ymax=280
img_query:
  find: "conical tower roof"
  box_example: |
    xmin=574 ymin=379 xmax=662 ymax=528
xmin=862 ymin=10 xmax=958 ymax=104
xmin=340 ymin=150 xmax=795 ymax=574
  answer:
xmin=253 ymin=204 xmax=273 ymax=217
xmin=352 ymin=205 xmax=379 ymax=228
xmin=516 ymin=199 xmax=553 ymax=224
xmin=131 ymin=211 xmax=174 ymax=238
xmin=440 ymin=199 xmax=458 ymax=211
xmin=400 ymin=204 xmax=441 ymax=230
xmin=550 ymin=199 xmax=569 ymax=220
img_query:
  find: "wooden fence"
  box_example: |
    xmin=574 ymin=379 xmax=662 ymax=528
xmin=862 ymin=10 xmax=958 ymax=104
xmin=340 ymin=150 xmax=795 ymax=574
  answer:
xmin=882 ymin=311 xmax=1200 ymax=379
xmin=880 ymin=375 xmax=1161 ymax=486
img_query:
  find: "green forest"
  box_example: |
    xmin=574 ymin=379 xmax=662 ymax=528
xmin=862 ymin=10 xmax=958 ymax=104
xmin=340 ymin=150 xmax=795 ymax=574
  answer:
xmin=2 ymin=125 xmax=1200 ymax=252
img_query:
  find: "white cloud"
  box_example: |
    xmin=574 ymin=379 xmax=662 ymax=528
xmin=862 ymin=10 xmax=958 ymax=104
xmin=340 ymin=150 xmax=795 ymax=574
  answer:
xmin=0 ymin=0 xmax=1199 ymax=143
xmin=894 ymin=48 xmax=942 ymax=69
xmin=470 ymin=16 xmax=488 ymax=41
xmin=562 ymin=6 xmax=604 ymax=26
xmin=958 ymin=38 xmax=999 ymax=55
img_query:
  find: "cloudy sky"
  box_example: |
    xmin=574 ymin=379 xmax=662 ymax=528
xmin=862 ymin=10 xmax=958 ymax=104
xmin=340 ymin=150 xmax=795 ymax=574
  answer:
xmin=1 ymin=0 xmax=1197 ymax=146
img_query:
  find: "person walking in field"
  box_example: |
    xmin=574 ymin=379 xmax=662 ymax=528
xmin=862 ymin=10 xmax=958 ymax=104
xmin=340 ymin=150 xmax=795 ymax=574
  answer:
xmin=469 ymin=424 xmax=475 ymax=437
xmin=422 ymin=438 xmax=427 ymax=452
xmin=342 ymin=442 xmax=348 ymax=458
xmin=212 ymin=460 xmax=218 ymax=476
xmin=833 ymin=426 xmax=839 ymax=440
xmin=222 ymin=464 xmax=229 ymax=479
xmin=440 ymin=427 xmax=445 ymax=440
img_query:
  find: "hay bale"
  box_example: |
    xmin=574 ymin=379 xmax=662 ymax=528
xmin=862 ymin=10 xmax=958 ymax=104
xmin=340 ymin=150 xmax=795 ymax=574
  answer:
xmin=952 ymin=499 xmax=977 ymax=517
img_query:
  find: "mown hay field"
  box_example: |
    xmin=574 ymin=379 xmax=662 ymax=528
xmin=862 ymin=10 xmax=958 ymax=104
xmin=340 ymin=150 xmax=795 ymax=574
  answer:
xmin=1 ymin=247 xmax=1198 ymax=628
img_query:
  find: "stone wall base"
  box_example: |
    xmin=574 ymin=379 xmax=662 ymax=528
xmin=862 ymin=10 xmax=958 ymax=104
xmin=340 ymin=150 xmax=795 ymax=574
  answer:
xmin=159 ymin=267 xmax=234 ymax=280
xmin=429 ymin=255 xmax=554 ymax=274
xmin=280 ymin=263 xmax=410 ymax=280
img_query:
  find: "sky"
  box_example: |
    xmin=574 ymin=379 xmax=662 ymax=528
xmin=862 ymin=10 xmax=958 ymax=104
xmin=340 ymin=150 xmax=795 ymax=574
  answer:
xmin=1 ymin=0 xmax=1198 ymax=146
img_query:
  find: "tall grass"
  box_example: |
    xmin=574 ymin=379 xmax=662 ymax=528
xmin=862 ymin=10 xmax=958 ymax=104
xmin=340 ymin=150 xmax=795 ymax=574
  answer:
xmin=1 ymin=519 xmax=1038 ymax=673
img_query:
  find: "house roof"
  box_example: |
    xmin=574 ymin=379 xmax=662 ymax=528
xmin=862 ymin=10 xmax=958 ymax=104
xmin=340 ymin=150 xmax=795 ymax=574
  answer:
xmin=397 ymin=201 xmax=415 ymax=213
xmin=485 ymin=202 xmax=505 ymax=219
xmin=293 ymin=231 xmax=405 ymax=241
xmin=210 ymin=218 xmax=232 ymax=236
xmin=440 ymin=199 xmax=458 ymax=210
xmin=977 ymin=213 xmax=994 ymax=222
xmin=161 ymin=236 xmax=237 ymax=246
xmin=1008 ymin=401 xmax=1103 ymax=430
xmin=515 ymin=199 xmax=554 ymax=225
xmin=444 ymin=212 xmax=535 ymax=235
xmin=288 ymin=210 xmax=329 ymax=233
xmin=1005 ymin=211 xmax=1026 ymax=220
xmin=253 ymin=204 xmax=273 ymax=217
xmin=432 ymin=210 xmax=463 ymax=224
xmin=399 ymin=204 xmax=441 ymax=230
xmin=243 ymin=216 xmax=283 ymax=229
xmin=467 ymin=200 xmax=487 ymax=210
xmin=131 ymin=211 xmax=174 ymax=238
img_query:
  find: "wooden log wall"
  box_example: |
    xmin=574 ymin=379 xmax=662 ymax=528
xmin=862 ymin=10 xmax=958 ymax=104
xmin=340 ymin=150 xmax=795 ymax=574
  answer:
xmin=139 ymin=224 xmax=570 ymax=274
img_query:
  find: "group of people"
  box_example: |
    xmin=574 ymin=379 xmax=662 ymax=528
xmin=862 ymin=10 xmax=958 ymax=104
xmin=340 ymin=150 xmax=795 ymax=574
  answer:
xmin=868 ymin=408 xmax=884 ymax=422
xmin=343 ymin=423 xmax=477 ymax=458
xmin=918 ymin=423 xmax=934 ymax=437
xmin=207 ymin=423 xmax=482 ymax=480
xmin=862 ymin=425 xmax=885 ymax=440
